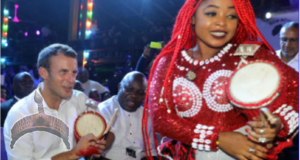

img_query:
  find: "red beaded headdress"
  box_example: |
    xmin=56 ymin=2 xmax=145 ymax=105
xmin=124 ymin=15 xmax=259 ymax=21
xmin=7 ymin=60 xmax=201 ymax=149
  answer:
xmin=142 ymin=0 xmax=275 ymax=158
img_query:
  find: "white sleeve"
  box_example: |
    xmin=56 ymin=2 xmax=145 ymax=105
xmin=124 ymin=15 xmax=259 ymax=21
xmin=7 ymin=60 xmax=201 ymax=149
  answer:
xmin=95 ymin=83 xmax=109 ymax=94
xmin=4 ymin=110 xmax=36 ymax=160
xmin=147 ymin=115 xmax=158 ymax=156
xmin=98 ymin=103 xmax=115 ymax=133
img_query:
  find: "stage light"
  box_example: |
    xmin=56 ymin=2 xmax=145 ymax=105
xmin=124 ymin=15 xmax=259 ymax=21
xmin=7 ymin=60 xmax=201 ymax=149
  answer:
xmin=1 ymin=58 xmax=6 ymax=63
xmin=4 ymin=17 xmax=8 ymax=23
xmin=13 ymin=4 xmax=20 ymax=22
xmin=87 ymin=11 xmax=93 ymax=19
xmin=25 ymin=32 xmax=28 ymax=36
xmin=36 ymin=30 xmax=40 ymax=35
xmin=2 ymin=39 xmax=7 ymax=44
xmin=86 ymin=20 xmax=91 ymax=28
xmin=3 ymin=9 xmax=9 ymax=16
xmin=88 ymin=2 xmax=93 ymax=10
xmin=2 ymin=32 xmax=7 ymax=37
xmin=83 ymin=50 xmax=90 ymax=59
xmin=265 ymin=12 xmax=272 ymax=19
xmin=2 ymin=24 xmax=8 ymax=32
xmin=86 ymin=30 xmax=92 ymax=36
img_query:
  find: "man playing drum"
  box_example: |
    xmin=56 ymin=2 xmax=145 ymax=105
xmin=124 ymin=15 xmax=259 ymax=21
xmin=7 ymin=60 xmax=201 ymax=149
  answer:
xmin=4 ymin=44 xmax=107 ymax=160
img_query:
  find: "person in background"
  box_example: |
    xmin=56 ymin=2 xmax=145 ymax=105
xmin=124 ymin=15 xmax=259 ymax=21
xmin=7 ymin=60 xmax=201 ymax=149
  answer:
xmin=29 ymin=67 xmax=42 ymax=88
xmin=135 ymin=42 xmax=165 ymax=78
xmin=276 ymin=21 xmax=299 ymax=160
xmin=101 ymin=91 xmax=112 ymax=102
xmin=41 ymin=24 xmax=52 ymax=45
xmin=89 ymin=89 xmax=102 ymax=102
xmin=276 ymin=21 xmax=299 ymax=72
xmin=77 ymin=67 xmax=109 ymax=96
xmin=98 ymin=71 xmax=157 ymax=160
xmin=74 ymin=80 xmax=84 ymax=92
xmin=1 ymin=85 xmax=7 ymax=102
xmin=1 ymin=72 xmax=35 ymax=127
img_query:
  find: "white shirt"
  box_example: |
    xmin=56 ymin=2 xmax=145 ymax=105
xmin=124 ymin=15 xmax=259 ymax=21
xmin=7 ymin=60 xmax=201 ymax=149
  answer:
xmin=82 ymin=80 xmax=109 ymax=96
xmin=276 ymin=50 xmax=299 ymax=72
xmin=4 ymin=83 xmax=96 ymax=160
xmin=98 ymin=96 xmax=157 ymax=160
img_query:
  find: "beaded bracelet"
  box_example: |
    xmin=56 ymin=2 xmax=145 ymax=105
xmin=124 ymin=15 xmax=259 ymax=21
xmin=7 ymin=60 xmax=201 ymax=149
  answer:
xmin=216 ymin=136 xmax=220 ymax=148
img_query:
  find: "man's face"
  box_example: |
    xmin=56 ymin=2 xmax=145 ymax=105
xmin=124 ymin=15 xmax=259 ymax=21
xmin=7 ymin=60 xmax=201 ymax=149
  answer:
xmin=14 ymin=74 xmax=35 ymax=98
xmin=280 ymin=27 xmax=299 ymax=58
xmin=43 ymin=54 xmax=78 ymax=100
xmin=77 ymin=68 xmax=89 ymax=83
xmin=89 ymin=90 xmax=101 ymax=102
xmin=117 ymin=75 xmax=147 ymax=112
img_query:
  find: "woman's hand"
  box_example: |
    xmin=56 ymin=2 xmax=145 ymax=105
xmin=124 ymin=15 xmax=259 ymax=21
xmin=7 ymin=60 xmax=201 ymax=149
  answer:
xmin=247 ymin=108 xmax=282 ymax=144
xmin=219 ymin=132 xmax=267 ymax=160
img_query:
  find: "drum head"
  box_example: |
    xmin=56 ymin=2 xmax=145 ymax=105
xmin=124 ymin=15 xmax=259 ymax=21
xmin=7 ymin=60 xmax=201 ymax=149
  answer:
xmin=227 ymin=61 xmax=282 ymax=108
xmin=75 ymin=111 xmax=106 ymax=139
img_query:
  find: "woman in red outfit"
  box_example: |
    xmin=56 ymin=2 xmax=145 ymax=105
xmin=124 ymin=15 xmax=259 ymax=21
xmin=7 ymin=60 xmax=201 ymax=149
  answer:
xmin=142 ymin=0 xmax=299 ymax=159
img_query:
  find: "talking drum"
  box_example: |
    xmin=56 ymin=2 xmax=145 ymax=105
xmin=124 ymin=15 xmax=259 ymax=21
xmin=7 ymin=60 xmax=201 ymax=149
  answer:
xmin=75 ymin=111 xmax=107 ymax=141
xmin=227 ymin=60 xmax=283 ymax=109
xmin=74 ymin=111 xmax=107 ymax=156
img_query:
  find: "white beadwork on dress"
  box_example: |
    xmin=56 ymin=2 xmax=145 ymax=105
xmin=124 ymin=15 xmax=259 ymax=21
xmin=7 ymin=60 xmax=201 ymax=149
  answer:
xmin=173 ymin=77 xmax=202 ymax=117
xmin=203 ymin=70 xmax=234 ymax=112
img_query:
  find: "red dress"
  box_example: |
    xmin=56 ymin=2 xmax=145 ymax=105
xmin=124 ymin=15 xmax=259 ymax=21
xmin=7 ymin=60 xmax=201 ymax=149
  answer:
xmin=148 ymin=42 xmax=299 ymax=160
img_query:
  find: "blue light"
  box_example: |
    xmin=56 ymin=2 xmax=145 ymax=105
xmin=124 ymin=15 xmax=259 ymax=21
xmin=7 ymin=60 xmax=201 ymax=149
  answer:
xmin=1 ymin=58 xmax=6 ymax=63
xmin=83 ymin=51 xmax=90 ymax=58
xmin=86 ymin=30 xmax=91 ymax=35
xmin=2 ymin=39 xmax=7 ymax=44
xmin=3 ymin=9 xmax=9 ymax=16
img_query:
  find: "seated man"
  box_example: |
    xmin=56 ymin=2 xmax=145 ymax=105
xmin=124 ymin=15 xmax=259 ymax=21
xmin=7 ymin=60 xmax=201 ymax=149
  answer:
xmin=77 ymin=68 xmax=109 ymax=96
xmin=74 ymin=80 xmax=84 ymax=92
xmin=98 ymin=71 xmax=157 ymax=160
xmin=89 ymin=89 xmax=102 ymax=102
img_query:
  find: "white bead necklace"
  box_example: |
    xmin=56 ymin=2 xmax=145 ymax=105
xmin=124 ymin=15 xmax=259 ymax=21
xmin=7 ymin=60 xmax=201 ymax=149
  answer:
xmin=179 ymin=43 xmax=233 ymax=81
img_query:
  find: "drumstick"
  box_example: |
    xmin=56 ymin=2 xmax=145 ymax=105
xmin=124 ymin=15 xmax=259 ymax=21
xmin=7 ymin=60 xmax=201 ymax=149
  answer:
xmin=259 ymin=108 xmax=274 ymax=149
xmin=104 ymin=108 xmax=119 ymax=135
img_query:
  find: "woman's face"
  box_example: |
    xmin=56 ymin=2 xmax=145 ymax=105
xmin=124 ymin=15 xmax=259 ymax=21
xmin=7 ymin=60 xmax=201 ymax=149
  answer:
xmin=192 ymin=0 xmax=238 ymax=50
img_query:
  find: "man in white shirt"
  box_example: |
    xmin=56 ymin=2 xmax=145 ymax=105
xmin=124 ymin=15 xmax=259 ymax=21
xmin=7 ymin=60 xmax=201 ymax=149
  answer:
xmin=4 ymin=44 xmax=107 ymax=160
xmin=98 ymin=71 xmax=157 ymax=160
xmin=77 ymin=67 xmax=109 ymax=96
xmin=276 ymin=21 xmax=299 ymax=72
xmin=276 ymin=22 xmax=299 ymax=160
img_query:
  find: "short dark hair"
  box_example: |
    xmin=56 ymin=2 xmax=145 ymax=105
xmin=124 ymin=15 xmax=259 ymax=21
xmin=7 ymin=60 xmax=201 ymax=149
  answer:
xmin=37 ymin=43 xmax=77 ymax=70
xmin=282 ymin=21 xmax=299 ymax=30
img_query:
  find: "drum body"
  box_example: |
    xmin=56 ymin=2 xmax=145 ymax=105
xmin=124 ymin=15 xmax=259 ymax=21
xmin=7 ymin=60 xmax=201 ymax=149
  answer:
xmin=227 ymin=61 xmax=282 ymax=109
xmin=74 ymin=111 xmax=107 ymax=142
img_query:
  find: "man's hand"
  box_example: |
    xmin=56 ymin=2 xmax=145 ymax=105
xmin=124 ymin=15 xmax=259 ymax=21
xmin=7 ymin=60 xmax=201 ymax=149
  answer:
xmin=71 ymin=133 xmax=107 ymax=159
xmin=143 ymin=45 xmax=151 ymax=58
xmin=219 ymin=132 xmax=267 ymax=160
